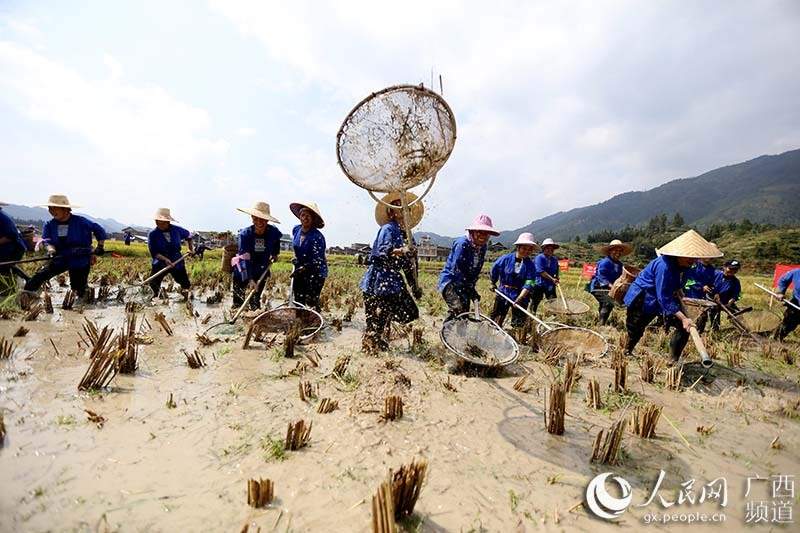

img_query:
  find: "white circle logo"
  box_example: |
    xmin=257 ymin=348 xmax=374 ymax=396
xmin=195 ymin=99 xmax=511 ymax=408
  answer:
xmin=586 ymin=472 xmax=633 ymax=520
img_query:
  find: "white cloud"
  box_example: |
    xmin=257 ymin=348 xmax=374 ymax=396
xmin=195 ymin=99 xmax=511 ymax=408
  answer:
xmin=0 ymin=41 xmax=228 ymax=171
xmin=1 ymin=2 xmax=798 ymax=244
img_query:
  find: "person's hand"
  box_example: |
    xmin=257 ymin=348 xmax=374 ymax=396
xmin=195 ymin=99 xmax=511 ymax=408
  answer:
xmin=491 ymin=283 xmax=498 ymax=293
xmin=412 ymin=286 xmax=423 ymax=300
xmin=775 ymin=294 xmax=785 ymax=301
xmin=703 ymin=285 xmax=713 ymax=294
xmin=553 ymin=277 xmax=560 ymax=285
xmin=93 ymin=245 xmax=105 ymax=256
xmin=166 ymin=260 xmax=175 ymax=268
xmin=681 ymin=317 xmax=694 ymax=332
xmin=247 ymin=280 xmax=257 ymax=291
xmin=46 ymin=247 xmax=57 ymax=258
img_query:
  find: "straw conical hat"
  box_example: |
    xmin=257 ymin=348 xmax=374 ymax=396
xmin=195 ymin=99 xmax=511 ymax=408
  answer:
xmin=290 ymin=201 xmax=325 ymax=228
xmin=655 ymin=229 xmax=723 ymax=259
xmin=154 ymin=207 xmax=177 ymax=222
xmin=39 ymin=195 xmax=80 ymax=208
xmin=597 ymin=239 xmax=633 ymax=256
xmin=375 ymin=191 xmax=424 ymax=228
xmin=237 ymin=201 xmax=280 ymax=224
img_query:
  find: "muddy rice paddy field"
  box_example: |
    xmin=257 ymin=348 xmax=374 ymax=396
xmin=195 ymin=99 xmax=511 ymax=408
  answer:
xmin=1 ymin=246 xmax=799 ymax=532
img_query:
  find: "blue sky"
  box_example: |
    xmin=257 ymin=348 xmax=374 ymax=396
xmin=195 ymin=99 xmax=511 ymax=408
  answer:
xmin=1 ymin=1 xmax=799 ymax=245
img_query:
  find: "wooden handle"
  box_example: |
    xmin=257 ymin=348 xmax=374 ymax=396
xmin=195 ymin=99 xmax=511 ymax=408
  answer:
xmin=139 ymin=252 xmax=191 ymax=286
xmin=689 ymin=326 xmax=713 ymax=368
xmin=231 ymin=263 xmax=272 ymax=323
xmin=494 ymin=289 xmax=553 ymax=331
xmin=755 ymin=283 xmax=800 ymax=312
xmin=558 ymin=286 xmax=568 ymax=310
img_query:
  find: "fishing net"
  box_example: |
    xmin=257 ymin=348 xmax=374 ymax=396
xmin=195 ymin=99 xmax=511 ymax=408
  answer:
xmin=539 ymin=326 xmax=609 ymax=359
xmin=250 ymin=305 xmax=324 ymax=341
xmin=739 ymin=309 xmax=781 ymax=334
xmin=440 ymin=314 xmax=519 ymax=366
xmin=543 ymin=298 xmax=590 ymax=316
xmin=680 ymin=362 xmax=760 ymax=394
xmin=681 ymin=297 xmax=717 ymax=321
xmin=336 ymin=85 xmax=457 ymax=193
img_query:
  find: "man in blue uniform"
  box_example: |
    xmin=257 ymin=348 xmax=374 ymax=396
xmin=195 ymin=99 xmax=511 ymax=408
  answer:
xmin=530 ymin=237 xmax=560 ymax=313
xmin=489 ymin=232 xmax=538 ymax=328
xmin=623 ymin=230 xmax=722 ymax=362
xmin=774 ymin=267 xmax=800 ymax=341
xmin=590 ymin=239 xmax=633 ymax=325
xmin=232 ymin=202 xmax=281 ymax=310
xmin=23 ymin=195 xmax=106 ymax=302
xmin=360 ymin=193 xmax=423 ymax=352
xmin=699 ymin=259 xmax=742 ymax=332
xmin=290 ymin=201 xmax=327 ymax=312
xmin=439 ymin=214 xmax=499 ymax=321
xmin=147 ymin=208 xmax=194 ymax=299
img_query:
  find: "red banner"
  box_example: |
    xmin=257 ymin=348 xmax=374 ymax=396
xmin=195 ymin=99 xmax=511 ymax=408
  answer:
xmin=581 ymin=263 xmax=596 ymax=280
xmin=773 ymin=264 xmax=800 ymax=288
xmin=558 ymin=259 xmax=570 ymax=272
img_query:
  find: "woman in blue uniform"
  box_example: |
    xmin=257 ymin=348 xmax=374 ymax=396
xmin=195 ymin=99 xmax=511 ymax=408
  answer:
xmin=232 ymin=201 xmax=282 ymax=310
xmin=438 ymin=214 xmax=499 ymax=321
xmin=774 ymin=268 xmax=800 ymax=341
xmin=623 ymin=230 xmax=722 ymax=362
xmin=590 ymin=239 xmax=633 ymax=325
xmin=530 ymin=237 xmax=560 ymax=313
xmin=23 ymin=195 xmax=106 ymax=301
xmin=360 ymin=192 xmax=423 ymax=352
xmin=290 ymin=201 xmax=327 ymax=311
xmin=489 ymin=232 xmax=538 ymax=327
xmin=147 ymin=208 xmax=194 ymax=298
xmin=698 ymin=259 xmax=741 ymax=332
xmin=682 ymin=256 xmax=717 ymax=299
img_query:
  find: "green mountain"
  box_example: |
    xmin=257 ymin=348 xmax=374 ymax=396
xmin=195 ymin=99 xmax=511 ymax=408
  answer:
xmin=497 ymin=148 xmax=800 ymax=244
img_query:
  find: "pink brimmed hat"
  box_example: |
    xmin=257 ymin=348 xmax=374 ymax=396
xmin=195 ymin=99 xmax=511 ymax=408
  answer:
xmin=513 ymin=232 xmax=539 ymax=250
xmin=466 ymin=214 xmax=500 ymax=236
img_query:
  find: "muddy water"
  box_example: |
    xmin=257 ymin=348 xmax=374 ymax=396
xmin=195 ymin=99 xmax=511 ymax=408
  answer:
xmin=1 ymin=290 xmax=799 ymax=532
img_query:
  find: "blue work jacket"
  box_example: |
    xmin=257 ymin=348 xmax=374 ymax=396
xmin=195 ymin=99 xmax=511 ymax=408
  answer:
xmin=0 ymin=209 xmax=26 ymax=259
xmin=292 ymin=225 xmax=328 ymax=279
xmin=777 ymin=268 xmax=800 ymax=301
xmin=235 ymin=224 xmax=282 ymax=282
xmin=712 ymin=270 xmax=741 ymax=305
xmin=43 ymin=215 xmax=107 ymax=269
xmin=590 ymin=256 xmax=623 ymax=291
xmin=533 ymin=253 xmax=559 ymax=290
xmin=683 ymin=261 xmax=715 ymax=299
xmin=360 ymin=221 xmax=406 ymax=296
xmin=438 ymin=235 xmax=487 ymax=293
xmin=624 ymin=255 xmax=684 ymax=316
xmin=490 ymin=252 xmax=536 ymax=300
xmin=148 ymin=224 xmax=191 ymax=270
